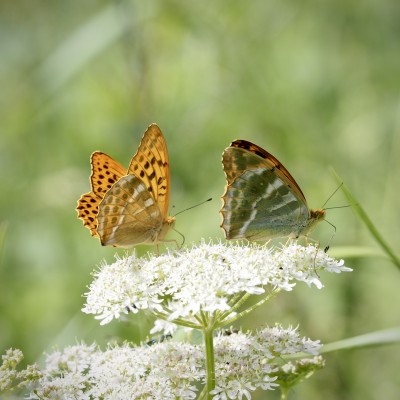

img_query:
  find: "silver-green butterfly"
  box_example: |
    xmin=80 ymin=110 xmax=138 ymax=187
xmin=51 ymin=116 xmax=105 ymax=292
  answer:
xmin=220 ymin=140 xmax=325 ymax=241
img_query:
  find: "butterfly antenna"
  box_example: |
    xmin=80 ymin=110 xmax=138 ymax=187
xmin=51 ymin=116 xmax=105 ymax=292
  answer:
xmin=322 ymin=182 xmax=343 ymax=208
xmin=173 ymin=198 xmax=212 ymax=217
xmin=324 ymin=204 xmax=355 ymax=210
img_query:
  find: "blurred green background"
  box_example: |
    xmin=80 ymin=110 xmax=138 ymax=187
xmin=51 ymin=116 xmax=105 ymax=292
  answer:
xmin=1 ymin=1 xmax=399 ymax=398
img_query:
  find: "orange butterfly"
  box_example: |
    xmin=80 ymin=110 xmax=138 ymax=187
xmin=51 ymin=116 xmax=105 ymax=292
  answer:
xmin=76 ymin=124 xmax=175 ymax=248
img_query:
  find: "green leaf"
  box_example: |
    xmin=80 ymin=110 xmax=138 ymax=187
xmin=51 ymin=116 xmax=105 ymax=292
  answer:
xmin=331 ymin=169 xmax=400 ymax=270
xmin=321 ymin=327 xmax=400 ymax=353
xmin=328 ymin=246 xmax=388 ymax=260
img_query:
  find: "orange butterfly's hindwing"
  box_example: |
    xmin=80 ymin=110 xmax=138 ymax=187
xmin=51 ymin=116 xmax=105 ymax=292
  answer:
xmin=76 ymin=153 xmax=126 ymax=237
xmin=97 ymin=174 xmax=175 ymax=248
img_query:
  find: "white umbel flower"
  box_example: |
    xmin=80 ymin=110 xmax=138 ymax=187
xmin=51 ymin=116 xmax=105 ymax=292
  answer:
xmin=1 ymin=326 xmax=323 ymax=400
xmin=82 ymin=241 xmax=351 ymax=329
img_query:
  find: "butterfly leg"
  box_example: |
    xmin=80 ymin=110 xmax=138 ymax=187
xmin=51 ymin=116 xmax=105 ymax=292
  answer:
xmin=312 ymin=241 xmax=321 ymax=278
xmin=165 ymin=239 xmax=180 ymax=250
xmin=157 ymin=239 xmax=180 ymax=252
xmin=171 ymin=227 xmax=185 ymax=249
xmin=306 ymin=235 xmax=330 ymax=253
xmin=285 ymin=237 xmax=292 ymax=247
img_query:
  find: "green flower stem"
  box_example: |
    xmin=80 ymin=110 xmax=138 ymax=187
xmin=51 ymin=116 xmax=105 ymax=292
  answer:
xmin=226 ymin=293 xmax=251 ymax=315
xmin=221 ymin=289 xmax=281 ymax=327
xmin=152 ymin=311 xmax=201 ymax=330
xmin=227 ymin=292 xmax=244 ymax=307
xmin=214 ymin=292 xmax=251 ymax=326
xmin=194 ymin=313 xmax=205 ymax=325
xmin=203 ymin=327 xmax=216 ymax=399
xmin=280 ymin=386 xmax=289 ymax=400
xmin=200 ymin=310 xmax=209 ymax=326
xmin=169 ymin=318 xmax=200 ymax=329
xmin=197 ymin=386 xmax=207 ymax=400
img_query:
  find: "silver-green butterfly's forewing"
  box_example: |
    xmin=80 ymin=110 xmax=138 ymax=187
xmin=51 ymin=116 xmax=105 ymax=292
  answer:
xmin=220 ymin=140 xmax=325 ymax=241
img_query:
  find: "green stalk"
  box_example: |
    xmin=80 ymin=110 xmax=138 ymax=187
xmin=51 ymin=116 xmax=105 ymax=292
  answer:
xmin=332 ymin=169 xmax=400 ymax=270
xmin=152 ymin=311 xmax=201 ymax=329
xmin=197 ymin=387 xmax=207 ymax=400
xmin=203 ymin=328 xmax=216 ymax=399
xmin=221 ymin=289 xmax=281 ymax=327
xmin=280 ymin=387 xmax=289 ymax=400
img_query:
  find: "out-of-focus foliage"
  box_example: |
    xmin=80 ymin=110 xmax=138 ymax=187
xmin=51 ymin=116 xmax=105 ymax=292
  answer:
xmin=0 ymin=1 xmax=399 ymax=398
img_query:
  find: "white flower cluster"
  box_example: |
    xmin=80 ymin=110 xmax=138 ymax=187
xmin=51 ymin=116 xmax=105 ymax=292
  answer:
xmin=0 ymin=348 xmax=41 ymax=393
xmin=1 ymin=326 xmax=323 ymax=400
xmin=211 ymin=325 xmax=322 ymax=400
xmin=27 ymin=342 xmax=203 ymax=400
xmin=82 ymin=241 xmax=351 ymax=327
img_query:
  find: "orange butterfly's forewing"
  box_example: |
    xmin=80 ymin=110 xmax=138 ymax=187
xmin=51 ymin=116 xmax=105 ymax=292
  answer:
xmin=76 ymin=123 xmax=175 ymax=248
xmin=127 ymin=124 xmax=170 ymax=220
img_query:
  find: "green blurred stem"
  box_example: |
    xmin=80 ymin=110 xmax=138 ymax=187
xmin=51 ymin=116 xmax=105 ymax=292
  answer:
xmin=0 ymin=222 xmax=8 ymax=260
xmin=280 ymin=387 xmax=289 ymax=400
xmin=332 ymin=170 xmax=400 ymax=270
xmin=204 ymin=328 xmax=216 ymax=399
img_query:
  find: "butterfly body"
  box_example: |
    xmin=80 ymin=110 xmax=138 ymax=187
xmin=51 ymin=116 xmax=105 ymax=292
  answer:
xmin=77 ymin=124 xmax=174 ymax=248
xmin=220 ymin=140 xmax=325 ymax=241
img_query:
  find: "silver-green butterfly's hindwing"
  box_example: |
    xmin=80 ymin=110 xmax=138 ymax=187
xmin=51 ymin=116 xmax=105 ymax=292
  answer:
xmin=221 ymin=167 xmax=310 ymax=240
xmin=97 ymin=174 xmax=172 ymax=248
